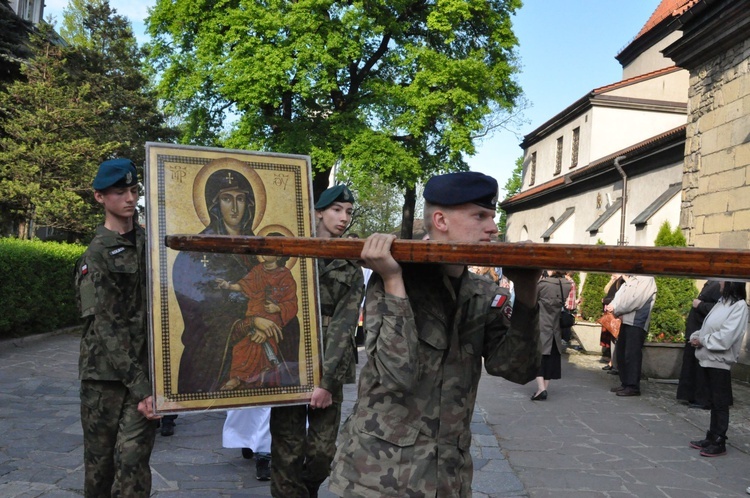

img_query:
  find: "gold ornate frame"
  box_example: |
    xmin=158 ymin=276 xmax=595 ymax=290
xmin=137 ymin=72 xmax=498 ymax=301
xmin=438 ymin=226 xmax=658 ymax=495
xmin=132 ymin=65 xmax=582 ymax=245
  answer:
xmin=145 ymin=143 xmax=319 ymax=413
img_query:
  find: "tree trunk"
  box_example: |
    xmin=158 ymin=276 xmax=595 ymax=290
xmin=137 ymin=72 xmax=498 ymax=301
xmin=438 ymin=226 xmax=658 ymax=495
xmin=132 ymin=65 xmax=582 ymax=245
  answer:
xmin=400 ymin=186 xmax=416 ymax=239
xmin=312 ymin=166 xmax=333 ymax=204
xmin=17 ymin=219 xmax=27 ymax=240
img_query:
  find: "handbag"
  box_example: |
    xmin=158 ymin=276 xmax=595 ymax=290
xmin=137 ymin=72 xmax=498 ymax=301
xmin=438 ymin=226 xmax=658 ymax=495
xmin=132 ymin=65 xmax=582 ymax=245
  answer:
xmin=596 ymin=311 xmax=622 ymax=339
xmin=558 ymin=279 xmax=576 ymax=329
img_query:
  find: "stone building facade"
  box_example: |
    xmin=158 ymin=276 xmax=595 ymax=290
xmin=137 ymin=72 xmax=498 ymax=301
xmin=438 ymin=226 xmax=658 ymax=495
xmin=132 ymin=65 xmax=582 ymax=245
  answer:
xmin=664 ymin=0 xmax=750 ymax=250
xmin=663 ymin=0 xmax=750 ymax=380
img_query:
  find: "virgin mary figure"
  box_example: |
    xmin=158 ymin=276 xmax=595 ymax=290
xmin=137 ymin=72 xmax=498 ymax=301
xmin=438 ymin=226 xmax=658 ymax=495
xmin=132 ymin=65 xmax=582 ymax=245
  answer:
xmin=173 ymin=168 xmax=258 ymax=393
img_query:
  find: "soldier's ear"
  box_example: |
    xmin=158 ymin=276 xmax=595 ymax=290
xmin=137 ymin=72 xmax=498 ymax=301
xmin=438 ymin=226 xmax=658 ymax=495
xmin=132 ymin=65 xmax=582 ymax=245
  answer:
xmin=432 ymin=209 xmax=449 ymax=234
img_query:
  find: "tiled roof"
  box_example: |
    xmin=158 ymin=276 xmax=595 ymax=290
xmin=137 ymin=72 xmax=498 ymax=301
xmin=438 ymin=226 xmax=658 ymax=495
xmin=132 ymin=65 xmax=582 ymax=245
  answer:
xmin=522 ymin=66 xmax=684 ymax=148
xmin=592 ymin=66 xmax=681 ymax=94
xmin=503 ymin=176 xmax=565 ymax=204
xmin=570 ymin=124 xmax=686 ymax=179
xmin=634 ymin=0 xmax=693 ymax=40
xmin=502 ymin=124 xmax=687 ymax=208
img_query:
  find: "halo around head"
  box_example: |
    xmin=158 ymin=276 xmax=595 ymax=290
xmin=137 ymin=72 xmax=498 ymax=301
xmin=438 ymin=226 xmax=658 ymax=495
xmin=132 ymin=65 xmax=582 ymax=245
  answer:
xmin=193 ymin=157 xmax=267 ymax=231
xmin=257 ymin=224 xmax=298 ymax=269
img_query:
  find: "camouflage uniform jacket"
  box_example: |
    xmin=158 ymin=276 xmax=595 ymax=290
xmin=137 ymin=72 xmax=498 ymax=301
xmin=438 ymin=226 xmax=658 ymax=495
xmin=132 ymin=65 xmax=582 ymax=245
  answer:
xmin=317 ymin=258 xmax=364 ymax=395
xmin=329 ymin=263 xmax=539 ymax=497
xmin=74 ymin=225 xmax=151 ymax=402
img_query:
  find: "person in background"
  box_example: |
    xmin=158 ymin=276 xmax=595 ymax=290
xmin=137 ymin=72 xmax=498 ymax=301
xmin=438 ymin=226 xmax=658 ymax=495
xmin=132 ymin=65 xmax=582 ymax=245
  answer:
xmin=532 ymin=270 xmax=572 ymax=400
xmin=561 ymin=271 xmax=578 ymax=345
xmin=601 ymin=274 xmax=625 ymax=374
xmin=497 ymin=267 xmax=515 ymax=307
xmin=676 ymin=280 xmax=722 ymax=409
xmin=223 ymin=408 xmax=272 ymax=480
xmin=688 ymin=281 xmax=748 ymax=457
xmin=329 ymin=171 xmax=540 ymax=497
xmin=605 ymin=274 xmax=657 ymax=397
xmin=74 ymin=159 xmax=160 ymax=497
xmin=270 ymin=185 xmax=363 ymax=498
xmin=469 ymin=265 xmax=500 ymax=284
xmin=160 ymin=414 xmax=177 ymax=437
xmin=564 ymin=272 xmax=579 ymax=312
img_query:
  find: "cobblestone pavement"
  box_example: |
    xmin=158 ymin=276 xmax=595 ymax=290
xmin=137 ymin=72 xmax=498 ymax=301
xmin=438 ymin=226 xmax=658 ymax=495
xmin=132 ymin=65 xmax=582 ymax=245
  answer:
xmin=0 ymin=331 xmax=518 ymax=497
xmin=2 ymin=330 xmax=750 ymax=497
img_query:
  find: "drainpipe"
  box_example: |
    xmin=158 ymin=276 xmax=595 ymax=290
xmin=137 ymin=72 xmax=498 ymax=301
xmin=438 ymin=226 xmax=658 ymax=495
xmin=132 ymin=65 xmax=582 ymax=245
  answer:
xmin=614 ymin=156 xmax=627 ymax=246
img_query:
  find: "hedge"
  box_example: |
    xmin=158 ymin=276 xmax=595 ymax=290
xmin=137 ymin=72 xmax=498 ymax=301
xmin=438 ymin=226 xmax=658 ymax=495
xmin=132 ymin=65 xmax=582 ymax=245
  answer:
xmin=580 ymin=272 xmax=611 ymax=322
xmin=0 ymin=238 xmax=85 ymax=338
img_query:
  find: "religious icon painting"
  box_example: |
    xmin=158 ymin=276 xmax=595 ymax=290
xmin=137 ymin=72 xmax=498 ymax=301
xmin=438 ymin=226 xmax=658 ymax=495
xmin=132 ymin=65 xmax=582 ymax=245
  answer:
xmin=144 ymin=142 xmax=319 ymax=413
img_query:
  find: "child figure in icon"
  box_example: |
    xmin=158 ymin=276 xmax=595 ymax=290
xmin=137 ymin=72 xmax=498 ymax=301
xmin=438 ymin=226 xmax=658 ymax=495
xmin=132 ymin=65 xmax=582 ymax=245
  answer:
xmin=216 ymin=233 xmax=300 ymax=389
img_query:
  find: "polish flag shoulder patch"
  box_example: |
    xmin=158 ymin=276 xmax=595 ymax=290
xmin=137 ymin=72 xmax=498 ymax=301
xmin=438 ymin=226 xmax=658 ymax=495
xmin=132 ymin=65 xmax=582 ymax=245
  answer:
xmin=80 ymin=264 xmax=88 ymax=275
xmin=490 ymin=294 xmax=508 ymax=308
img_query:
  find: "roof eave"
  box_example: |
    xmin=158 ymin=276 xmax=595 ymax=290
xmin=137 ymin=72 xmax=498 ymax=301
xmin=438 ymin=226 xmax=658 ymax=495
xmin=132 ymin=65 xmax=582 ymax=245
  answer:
xmin=616 ymin=12 xmax=679 ymax=67
xmin=520 ymin=94 xmax=593 ymax=149
xmin=501 ymin=125 xmax=687 ymax=212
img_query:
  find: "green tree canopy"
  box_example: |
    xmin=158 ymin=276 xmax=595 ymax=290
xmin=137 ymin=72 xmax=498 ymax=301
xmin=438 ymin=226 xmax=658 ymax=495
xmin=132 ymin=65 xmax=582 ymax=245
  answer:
xmin=0 ymin=2 xmax=175 ymax=239
xmin=348 ymin=176 xmax=404 ymax=238
xmin=147 ymin=0 xmax=524 ymax=234
xmin=61 ymin=0 xmax=177 ymax=167
xmin=0 ymin=25 xmax=118 ymax=238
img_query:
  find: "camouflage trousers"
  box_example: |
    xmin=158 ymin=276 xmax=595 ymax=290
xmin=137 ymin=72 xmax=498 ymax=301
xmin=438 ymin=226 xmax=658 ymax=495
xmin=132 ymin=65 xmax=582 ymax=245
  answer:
xmin=80 ymin=380 xmax=156 ymax=498
xmin=270 ymin=387 xmax=343 ymax=498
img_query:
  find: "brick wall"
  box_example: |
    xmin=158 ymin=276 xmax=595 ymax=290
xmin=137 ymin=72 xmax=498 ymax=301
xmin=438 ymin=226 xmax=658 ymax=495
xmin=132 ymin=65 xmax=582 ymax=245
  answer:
xmin=681 ymin=38 xmax=750 ymax=249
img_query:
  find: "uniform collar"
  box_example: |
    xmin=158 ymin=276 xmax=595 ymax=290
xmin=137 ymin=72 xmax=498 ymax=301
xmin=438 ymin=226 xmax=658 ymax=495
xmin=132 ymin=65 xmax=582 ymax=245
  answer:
xmin=96 ymin=224 xmax=142 ymax=247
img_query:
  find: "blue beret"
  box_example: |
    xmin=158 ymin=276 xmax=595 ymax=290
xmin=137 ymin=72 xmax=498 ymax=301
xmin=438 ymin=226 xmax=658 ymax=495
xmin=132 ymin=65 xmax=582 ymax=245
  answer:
xmin=315 ymin=185 xmax=355 ymax=210
xmin=423 ymin=171 xmax=498 ymax=210
xmin=93 ymin=158 xmax=138 ymax=190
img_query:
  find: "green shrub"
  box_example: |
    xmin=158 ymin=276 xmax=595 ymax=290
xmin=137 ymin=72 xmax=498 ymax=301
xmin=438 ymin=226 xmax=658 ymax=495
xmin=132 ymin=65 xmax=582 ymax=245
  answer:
xmin=580 ymin=272 xmax=610 ymax=321
xmin=0 ymin=238 xmax=86 ymax=338
xmin=648 ymin=221 xmax=698 ymax=342
xmin=569 ymin=271 xmax=580 ymax=294
xmin=579 ymin=240 xmax=608 ymax=321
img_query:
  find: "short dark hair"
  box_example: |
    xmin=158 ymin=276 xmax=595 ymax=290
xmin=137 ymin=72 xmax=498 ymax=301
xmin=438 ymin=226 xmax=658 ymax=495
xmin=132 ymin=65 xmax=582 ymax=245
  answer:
xmin=267 ymin=232 xmax=290 ymax=266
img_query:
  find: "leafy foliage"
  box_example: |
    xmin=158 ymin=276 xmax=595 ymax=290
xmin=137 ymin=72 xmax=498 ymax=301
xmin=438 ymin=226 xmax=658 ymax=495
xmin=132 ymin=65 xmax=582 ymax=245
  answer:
xmin=580 ymin=272 xmax=611 ymax=322
xmin=0 ymin=25 xmax=118 ymax=238
xmin=0 ymin=2 xmax=175 ymax=239
xmin=60 ymin=0 xmax=177 ymax=168
xmin=579 ymin=239 xmax=608 ymax=321
xmin=146 ymin=0 xmax=525 ymax=224
xmin=348 ymin=176 xmax=405 ymax=237
xmin=0 ymin=238 xmax=85 ymax=337
xmin=649 ymin=221 xmax=697 ymax=342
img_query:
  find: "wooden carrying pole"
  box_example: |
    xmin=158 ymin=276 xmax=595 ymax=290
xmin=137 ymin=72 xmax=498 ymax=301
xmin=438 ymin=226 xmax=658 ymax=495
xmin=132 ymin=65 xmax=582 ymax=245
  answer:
xmin=165 ymin=234 xmax=750 ymax=280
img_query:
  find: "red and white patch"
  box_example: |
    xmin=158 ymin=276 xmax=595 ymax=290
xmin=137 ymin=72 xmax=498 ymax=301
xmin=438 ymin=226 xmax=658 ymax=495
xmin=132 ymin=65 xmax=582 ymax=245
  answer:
xmin=81 ymin=264 xmax=88 ymax=275
xmin=490 ymin=294 xmax=507 ymax=308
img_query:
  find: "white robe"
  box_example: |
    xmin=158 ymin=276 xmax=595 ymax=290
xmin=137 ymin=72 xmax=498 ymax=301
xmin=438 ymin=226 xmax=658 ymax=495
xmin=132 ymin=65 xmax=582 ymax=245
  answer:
xmin=222 ymin=407 xmax=271 ymax=453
